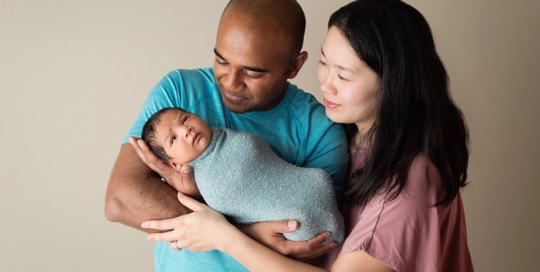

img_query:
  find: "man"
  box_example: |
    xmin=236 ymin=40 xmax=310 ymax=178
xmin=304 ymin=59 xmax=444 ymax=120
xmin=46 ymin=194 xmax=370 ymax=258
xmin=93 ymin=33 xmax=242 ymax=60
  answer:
xmin=105 ymin=0 xmax=348 ymax=271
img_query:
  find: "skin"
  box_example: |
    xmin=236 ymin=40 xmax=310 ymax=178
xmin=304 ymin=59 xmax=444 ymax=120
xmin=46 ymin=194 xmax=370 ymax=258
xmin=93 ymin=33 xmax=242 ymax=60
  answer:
xmin=105 ymin=4 xmax=332 ymax=258
xmin=141 ymin=28 xmax=394 ymax=271
xmin=318 ymin=27 xmax=380 ymax=134
xmin=154 ymin=109 xmax=212 ymax=170
xmin=213 ymin=10 xmax=306 ymax=113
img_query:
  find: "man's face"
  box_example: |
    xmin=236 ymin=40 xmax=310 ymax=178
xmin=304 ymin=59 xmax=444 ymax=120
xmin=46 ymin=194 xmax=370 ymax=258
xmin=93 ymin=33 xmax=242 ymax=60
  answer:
xmin=213 ymin=12 xmax=292 ymax=113
xmin=154 ymin=109 xmax=212 ymax=169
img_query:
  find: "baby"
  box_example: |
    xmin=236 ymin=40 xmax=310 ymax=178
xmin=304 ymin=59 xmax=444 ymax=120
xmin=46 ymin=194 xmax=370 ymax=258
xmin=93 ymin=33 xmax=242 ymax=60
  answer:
xmin=142 ymin=107 xmax=344 ymax=244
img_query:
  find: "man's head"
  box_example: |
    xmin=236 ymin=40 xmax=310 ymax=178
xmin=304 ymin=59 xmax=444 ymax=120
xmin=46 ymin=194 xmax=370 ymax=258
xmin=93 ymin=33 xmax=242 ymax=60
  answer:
xmin=141 ymin=108 xmax=212 ymax=170
xmin=214 ymin=0 xmax=308 ymax=113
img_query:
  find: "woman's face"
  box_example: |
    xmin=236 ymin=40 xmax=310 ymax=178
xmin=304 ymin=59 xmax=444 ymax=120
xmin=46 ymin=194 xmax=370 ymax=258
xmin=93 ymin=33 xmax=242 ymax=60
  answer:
xmin=318 ymin=27 xmax=380 ymax=132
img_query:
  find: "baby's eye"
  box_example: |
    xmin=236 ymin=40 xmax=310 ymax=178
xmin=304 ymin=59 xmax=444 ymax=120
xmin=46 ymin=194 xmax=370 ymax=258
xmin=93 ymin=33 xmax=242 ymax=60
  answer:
xmin=171 ymin=136 xmax=176 ymax=144
xmin=183 ymin=117 xmax=188 ymax=124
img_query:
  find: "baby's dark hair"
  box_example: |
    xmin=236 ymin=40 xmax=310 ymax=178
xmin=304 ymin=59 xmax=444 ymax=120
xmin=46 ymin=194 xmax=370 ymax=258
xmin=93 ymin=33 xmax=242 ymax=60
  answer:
xmin=141 ymin=107 xmax=186 ymax=163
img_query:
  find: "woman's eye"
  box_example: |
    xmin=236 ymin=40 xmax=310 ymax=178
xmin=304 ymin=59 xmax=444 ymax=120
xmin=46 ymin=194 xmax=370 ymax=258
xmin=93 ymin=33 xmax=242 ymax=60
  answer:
xmin=338 ymin=75 xmax=349 ymax=82
xmin=319 ymin=60 xmax=327 ymax=66
xmin=183 ymin=117 xmax=188 ymax=124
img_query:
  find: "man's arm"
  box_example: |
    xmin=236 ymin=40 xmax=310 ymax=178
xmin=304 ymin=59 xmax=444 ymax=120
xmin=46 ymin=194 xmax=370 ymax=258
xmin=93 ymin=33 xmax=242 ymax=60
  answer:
xmin=105 ymin=143 xmax=191 ymax=232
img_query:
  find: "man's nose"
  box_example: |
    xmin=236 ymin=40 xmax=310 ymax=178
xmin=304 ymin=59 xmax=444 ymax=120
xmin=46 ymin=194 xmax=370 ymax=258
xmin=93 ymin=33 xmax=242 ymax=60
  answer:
xmin=222 ymin=68 xmax=245 ymax=93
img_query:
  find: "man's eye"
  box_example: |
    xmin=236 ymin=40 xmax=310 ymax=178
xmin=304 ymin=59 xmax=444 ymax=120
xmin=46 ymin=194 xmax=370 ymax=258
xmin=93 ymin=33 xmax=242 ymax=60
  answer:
xmin=244 ymin=70 xmax=263 ymax=79
xmin=216 ymin=58 xmax=228 ymax=66
xmin=171 ymin=136 xmax=176 ymax=144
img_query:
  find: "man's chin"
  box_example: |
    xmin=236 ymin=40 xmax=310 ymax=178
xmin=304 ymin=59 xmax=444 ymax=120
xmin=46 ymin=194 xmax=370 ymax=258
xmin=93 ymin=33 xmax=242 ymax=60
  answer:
xmin=224 ymin=104 xmax=249 ymax=114
xmin=221 ymin=98 xmax=248 ymax=113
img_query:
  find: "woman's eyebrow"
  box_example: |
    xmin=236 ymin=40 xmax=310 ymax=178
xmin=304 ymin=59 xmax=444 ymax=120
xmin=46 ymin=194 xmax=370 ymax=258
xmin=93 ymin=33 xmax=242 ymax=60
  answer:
xmin=321 ymin=47 xmax=355 ymax=73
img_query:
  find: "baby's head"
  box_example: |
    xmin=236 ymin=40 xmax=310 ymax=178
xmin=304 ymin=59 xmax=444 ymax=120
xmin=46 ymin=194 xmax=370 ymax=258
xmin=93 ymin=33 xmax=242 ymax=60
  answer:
xmin=142 ymin=107 xmax=212 ymax=170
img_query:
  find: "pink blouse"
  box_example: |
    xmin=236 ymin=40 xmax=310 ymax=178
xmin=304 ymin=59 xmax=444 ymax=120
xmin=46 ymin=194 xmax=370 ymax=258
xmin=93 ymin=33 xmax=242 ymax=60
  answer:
xmin=322 ymin=148 xmax=474 ymax=271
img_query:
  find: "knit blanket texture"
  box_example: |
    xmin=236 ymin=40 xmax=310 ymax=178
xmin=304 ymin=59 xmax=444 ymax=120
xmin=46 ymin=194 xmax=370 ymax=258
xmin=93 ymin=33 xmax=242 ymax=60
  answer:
xmin=188 ymin=127 xmax=344 ymax=244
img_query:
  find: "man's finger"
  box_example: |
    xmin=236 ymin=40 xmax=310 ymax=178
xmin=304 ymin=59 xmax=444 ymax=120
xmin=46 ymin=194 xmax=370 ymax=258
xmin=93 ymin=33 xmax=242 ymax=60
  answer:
xmin=287 ymin=232 xmax=336 ymax=260
xmin=305 ymin=231 xmax=331 ymax=247
xmin=179 ymin=165 xmax=194 ymax=184
xmin=129 ymin=137 xmax=150 ymax=163
xmin=267 ymin=219 xmax=298 ymax=234
xmin=131 ymin=137 xmax=168 ymax=174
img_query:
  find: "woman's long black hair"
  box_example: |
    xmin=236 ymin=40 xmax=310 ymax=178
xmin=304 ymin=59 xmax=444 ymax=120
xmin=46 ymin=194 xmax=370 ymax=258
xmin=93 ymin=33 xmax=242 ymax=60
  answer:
xmin=330 ymin=0 xmax=470 ymax=206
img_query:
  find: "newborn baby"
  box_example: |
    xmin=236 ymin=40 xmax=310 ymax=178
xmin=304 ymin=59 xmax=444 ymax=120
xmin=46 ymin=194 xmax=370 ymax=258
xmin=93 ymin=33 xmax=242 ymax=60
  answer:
xmin=142 ymin=107 xmax=344 ymax=244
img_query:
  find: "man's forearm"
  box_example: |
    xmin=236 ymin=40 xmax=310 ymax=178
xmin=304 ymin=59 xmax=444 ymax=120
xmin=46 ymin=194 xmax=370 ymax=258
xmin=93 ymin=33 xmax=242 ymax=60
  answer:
xmin=105 ymin=144 xmax=191 ymax=232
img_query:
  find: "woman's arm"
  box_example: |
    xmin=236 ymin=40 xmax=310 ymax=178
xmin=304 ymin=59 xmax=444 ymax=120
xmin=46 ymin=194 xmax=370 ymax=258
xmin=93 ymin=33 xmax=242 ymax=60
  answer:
xmin=142 ymin=193 xmax=393 ymax=272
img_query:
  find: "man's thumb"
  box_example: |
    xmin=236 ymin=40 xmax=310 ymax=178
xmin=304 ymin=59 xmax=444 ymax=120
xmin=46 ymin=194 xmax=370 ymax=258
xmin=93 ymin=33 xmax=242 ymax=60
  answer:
xmin=180 ymin=164 xmax=192 ymax=175
xmin=278 ymin=220 xmax=298 ymax=233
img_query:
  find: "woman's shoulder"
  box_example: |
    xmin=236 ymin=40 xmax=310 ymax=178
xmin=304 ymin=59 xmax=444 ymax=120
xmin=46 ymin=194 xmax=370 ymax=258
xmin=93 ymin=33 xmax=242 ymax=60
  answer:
xmin=405 ymin=153 xmax=444 ymax=203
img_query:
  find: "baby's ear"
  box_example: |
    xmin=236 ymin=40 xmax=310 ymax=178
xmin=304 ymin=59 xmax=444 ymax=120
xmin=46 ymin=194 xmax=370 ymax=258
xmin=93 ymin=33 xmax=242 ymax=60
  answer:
xmin=170 ymin=162 xmax=181 ymax=172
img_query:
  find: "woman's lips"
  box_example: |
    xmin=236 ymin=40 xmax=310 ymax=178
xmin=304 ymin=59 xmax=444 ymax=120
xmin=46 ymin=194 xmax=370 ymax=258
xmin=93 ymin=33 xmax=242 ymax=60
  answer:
xmin=324 ymin=98 xmax=340 ymax=109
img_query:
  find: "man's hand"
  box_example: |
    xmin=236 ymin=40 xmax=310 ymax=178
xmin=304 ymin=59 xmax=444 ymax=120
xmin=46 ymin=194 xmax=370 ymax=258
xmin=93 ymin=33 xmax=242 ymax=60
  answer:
xmin=129 ymin=136 xmax=202 ymax=199
xmin=236 ymin=220 xmax=337 ymax=260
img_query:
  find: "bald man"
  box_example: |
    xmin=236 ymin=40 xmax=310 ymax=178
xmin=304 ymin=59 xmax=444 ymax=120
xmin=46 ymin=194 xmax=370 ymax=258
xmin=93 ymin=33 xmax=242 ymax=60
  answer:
xmin=105 ymin=0 xmax=348 ymax=271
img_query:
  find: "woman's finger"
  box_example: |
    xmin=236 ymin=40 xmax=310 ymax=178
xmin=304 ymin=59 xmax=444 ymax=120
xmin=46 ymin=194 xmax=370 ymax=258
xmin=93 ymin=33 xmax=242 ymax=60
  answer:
xmin=177 ymin=192 xmax=206 ymax=212
xmin=141 ymin=217 xmax=178 ymax=231
xmin=147 ymin=230 xmax=182 ymax=242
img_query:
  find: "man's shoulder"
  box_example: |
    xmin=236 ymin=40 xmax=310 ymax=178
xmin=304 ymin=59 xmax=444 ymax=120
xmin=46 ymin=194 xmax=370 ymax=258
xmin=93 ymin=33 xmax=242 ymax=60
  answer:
xmin=284 ymin=83 xmax=331 ymax=125
xmin=154 ymin=67 xmax=218 ymax=108
xmin=162 ymin=67 xmax=214 ymax=84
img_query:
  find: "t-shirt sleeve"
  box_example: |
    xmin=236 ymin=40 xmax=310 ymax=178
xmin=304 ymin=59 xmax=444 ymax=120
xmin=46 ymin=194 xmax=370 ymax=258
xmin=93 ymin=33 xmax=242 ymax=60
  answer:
xmin=300 ymin=101 xmax=349 ymax=206
xmin=309 ymin=122 xmax=348 ymax=206
xmin=122 ymin=70 xmax=181 ymax=143
xmin=122 ymin=69 xmax=213 ymax=144
xmin=339 ymin=155 xmax=442 ymax=272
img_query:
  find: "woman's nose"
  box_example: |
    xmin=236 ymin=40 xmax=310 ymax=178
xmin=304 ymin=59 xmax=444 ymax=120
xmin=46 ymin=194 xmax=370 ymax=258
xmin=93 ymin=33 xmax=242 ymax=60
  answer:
xmin=320 ymin=74 xmax=336 ymax=95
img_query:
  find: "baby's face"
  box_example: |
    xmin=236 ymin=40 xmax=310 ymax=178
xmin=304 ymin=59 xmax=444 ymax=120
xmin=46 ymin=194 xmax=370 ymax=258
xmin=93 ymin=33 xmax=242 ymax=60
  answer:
xmin=154 ymin=109 xmax=212 ymax=169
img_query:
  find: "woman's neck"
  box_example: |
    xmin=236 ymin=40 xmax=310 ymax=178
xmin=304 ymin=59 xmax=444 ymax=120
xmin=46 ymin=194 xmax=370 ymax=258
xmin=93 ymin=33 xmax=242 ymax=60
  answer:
xmin=354 ymin=125 xmax=374 ymax=149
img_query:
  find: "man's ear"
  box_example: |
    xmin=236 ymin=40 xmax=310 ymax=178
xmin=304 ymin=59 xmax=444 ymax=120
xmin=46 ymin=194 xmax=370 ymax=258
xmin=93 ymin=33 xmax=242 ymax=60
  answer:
xmin=170 ymin=162 xmax=181 ymax=172
xmin=287 ymin=51 xmax=308 ymax=79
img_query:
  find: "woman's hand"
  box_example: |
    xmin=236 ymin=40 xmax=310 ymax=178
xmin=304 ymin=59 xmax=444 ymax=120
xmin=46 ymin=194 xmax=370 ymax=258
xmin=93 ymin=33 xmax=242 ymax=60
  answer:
xmin=142 ymin=192 xmax=235 ymax=252
xmin=129 ymin=136 xmax=202 ymax=199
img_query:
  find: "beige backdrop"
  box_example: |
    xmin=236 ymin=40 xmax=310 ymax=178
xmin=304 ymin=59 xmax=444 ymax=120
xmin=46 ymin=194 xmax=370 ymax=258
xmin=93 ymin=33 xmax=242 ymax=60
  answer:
xmin=1 ymin=0 xmax=539 ymax=271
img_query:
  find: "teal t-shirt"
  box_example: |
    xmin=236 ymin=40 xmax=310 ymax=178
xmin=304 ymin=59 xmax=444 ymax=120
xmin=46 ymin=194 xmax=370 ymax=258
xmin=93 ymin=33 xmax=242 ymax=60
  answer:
xmin=124 ymin=68 xmax=348 ymax=272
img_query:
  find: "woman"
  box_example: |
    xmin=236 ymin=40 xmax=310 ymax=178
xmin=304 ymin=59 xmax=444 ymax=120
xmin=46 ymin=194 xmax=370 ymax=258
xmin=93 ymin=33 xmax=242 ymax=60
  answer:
xmin=142 ymin=0 xmax=474 ymax=271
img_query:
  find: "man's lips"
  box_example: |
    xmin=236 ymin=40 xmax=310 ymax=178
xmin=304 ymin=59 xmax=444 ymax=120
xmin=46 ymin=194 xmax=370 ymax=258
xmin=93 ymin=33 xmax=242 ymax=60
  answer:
xmin=324 ymin=98 xmax=340 ymax=109
xmin=218 ymin=84 xmax=245 ymax=103
xmin=223 ymin=90 xmax=244 ymax=103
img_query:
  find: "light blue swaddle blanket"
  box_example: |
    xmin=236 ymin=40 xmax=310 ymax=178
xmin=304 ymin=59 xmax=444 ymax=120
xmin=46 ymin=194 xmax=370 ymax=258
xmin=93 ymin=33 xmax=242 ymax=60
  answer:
xmin=188 ymin=127 xmax=344 ymax=244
